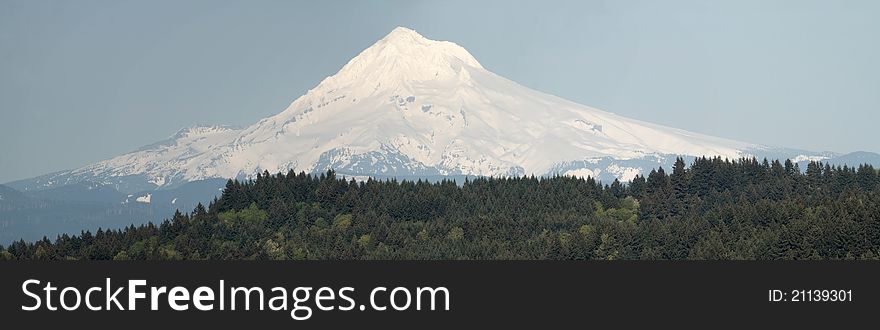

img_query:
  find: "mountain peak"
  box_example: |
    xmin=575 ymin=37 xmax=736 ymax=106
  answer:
xmin=382 ymin=26 xmax=426 ymax=43
xmin=311 ymin=27 xmax=483 ymax=94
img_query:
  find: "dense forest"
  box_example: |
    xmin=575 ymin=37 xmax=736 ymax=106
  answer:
xmin=2 ymin=157 xmax=880 ymax=260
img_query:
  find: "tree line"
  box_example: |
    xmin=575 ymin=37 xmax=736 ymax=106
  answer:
xmin=2 ymin=156 xmax=879 ymax=260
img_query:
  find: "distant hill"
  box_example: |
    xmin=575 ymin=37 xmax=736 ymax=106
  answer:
xmin=0 ymin=184 xmax=37 ymax=210
xmin=0 ymin=180 xmax=225 ymax=244
xmin=826 ymin=151 xmax=880 ymax=167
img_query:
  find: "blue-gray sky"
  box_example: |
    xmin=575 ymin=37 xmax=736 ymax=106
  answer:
xmin=1 ymin=0 xmax=878 ymax=183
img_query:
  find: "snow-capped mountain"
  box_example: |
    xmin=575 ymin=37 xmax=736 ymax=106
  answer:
xmin=7 ymin=27 xmax=859 ymax=193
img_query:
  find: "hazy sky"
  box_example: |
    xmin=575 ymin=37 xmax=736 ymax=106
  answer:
xmin=1 ymin=0 xmax=878 ymax=183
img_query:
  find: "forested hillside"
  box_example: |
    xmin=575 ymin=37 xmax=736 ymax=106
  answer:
xmin=2 ymin=157 xmax=879 ymax=260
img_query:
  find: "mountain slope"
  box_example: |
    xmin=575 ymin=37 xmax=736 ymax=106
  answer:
xmin=0 ymin=184 xmax=34 ymax=210
xmin=8 ymin=27 xmax=844 ymax=193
